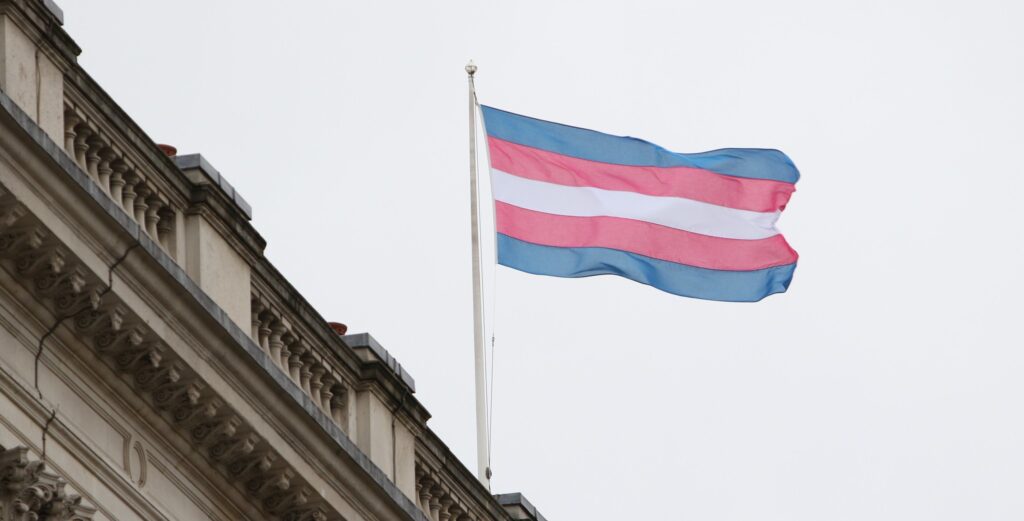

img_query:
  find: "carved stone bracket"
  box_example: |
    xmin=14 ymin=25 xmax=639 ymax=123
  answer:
xmin=0 ymin=184 xmax=340 ymax=519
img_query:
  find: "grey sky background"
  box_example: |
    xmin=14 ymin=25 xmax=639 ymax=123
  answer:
xmin=60 ymin=1 xmax=1024 ymax=519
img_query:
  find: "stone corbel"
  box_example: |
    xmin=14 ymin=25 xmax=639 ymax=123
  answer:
xmin=263 ymin=484 xmax=311 ymax=516
xmin=0 ymin=204 xmax=27 ymax=229
xmin=227 ymin=451 xmax=275 ymax=482
xmin=111 ymin=341 xmax=163 ymax=374
xmin=32 ymin=262 xmax=81 ymax=297
xmin=14 ymin=242 xmax=64 ymax=279
xmin=191 ymin=415 xmax=241 ymax=448
xmin=133 ymin=360 xmax=182 ymax=393
xmin=93 ymin=327 xmax=144 ymax=356
xmin=152 ymin=378 xmax=204 ymax=412
xmin=171 ymin=395 xmax=223 ymax=429
xmin=209 ymin=432 xmax=259 ymax=463
xmin=245 ymin=467 xmax=292 ymax=499
xmin=73 ymin=304 xmax=125 ymax=336
xmin=0 ymin=225 xmax=45 ymax=258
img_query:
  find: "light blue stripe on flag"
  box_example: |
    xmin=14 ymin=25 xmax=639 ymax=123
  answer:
xmin=481 ymin=105 xmax=799 ymax=183
xmin=497 ymin=233 xmax=796 ymax=302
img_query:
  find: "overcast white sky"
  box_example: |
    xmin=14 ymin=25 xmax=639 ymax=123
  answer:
xmin=59 ymin=1 xmax=1024 ymax=519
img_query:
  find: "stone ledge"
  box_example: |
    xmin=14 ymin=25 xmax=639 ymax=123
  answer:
xmin=0 ymin=86 xmax=431 ymax=521
xmin=341 ymin=332 xmax=416 ymax=392
xmin=42 ymin=0 xmax=62 ymax=24
xmin=495 ymin=493 xmax=547 ymax=521
xmin=173 ymin=153 xmax=253 ymax=220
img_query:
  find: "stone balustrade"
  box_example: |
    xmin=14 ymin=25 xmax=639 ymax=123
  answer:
xmin=58 ymin=57 xmax=535 ymax=521
xmin=250 ymin=289 xmax=352 ymax=433
xmin=416 ymin=464 xmax=472 ymax=521
xmin=249 ymin=282 xmax=518 ymax=520
xmin=61 ymin=103 xmax=181 ymax=257
xmin=413 ymin=458 xmax=507 ymax=521
xmin=413 ymin=437 xmax=515 ymax=521
xmin=0 ymin=1 xmax=550 ymax=517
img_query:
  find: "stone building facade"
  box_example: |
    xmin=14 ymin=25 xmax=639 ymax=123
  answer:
xmin=0 ymin=1 xmax=546 ymax=520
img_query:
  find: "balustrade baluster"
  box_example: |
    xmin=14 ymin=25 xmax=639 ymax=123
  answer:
xmin=299 ymin=354 xmax=315 ymax=395
xmin=109 ymin=161 xmax=127 ymax=203
xmin=157 ymin=207 xmax=175 ymax=253
xmin=417 ymin=473 xmax=434 ymax=515
xmin=250 ymin=296 xmax=264 ymax=341
xmin=145 ymin=196 xmax=162 ymax=239
xmin=269 ymin=321 xmax=287 ymax=367
xmin=72 ymin=124 xmax=92 ymax=169
xmin=133 ymin=184 xmax=150 ymax=228
xmin=319 ymin=373 xmax=335 ymax=413
xmin=278 ymin=338 xmax=292 ymax=373
xmin=121 ymin=173 xmax=139 ymax=220
xmin=63 ymin=113 xmax=79 ymax=154
xmin=448 ymin=504 xmax=466 ymax=521
xmin=257 ymin=311 xmax=273 ymax=354
xmin=98 ymin=148 xmax=116 ymax=194
xmin=329 ymin=385 xmax=347 ymax=429
xmin=439 ymin=497 xmax=454 ymax=521
xmin=309 ymin=365 xmax=325 ymax=407
xmin=85 ymin=136 xmax=103 ymax=181
xmin=287 ymin=340 xmax=306 ymax=384
xmin=429 ymin=485 xmax=444 ymax=521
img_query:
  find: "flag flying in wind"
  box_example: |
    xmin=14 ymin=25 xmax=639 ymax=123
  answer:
xmin=480 ymin=106 xmax=800 ymax=302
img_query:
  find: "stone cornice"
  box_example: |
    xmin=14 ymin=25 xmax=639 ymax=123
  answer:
xmin=39 ymin=0 xmax=425 ymax=423
xmin=0 ymin=85 xmax=431 ymax=521
xmin=7 ymin=0 xmax=426 ymax=425
xmin=0 ymin=3 xmax=537 ymax=519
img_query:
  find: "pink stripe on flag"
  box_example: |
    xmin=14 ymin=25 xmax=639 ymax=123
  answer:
xmin=495 ymin=202 xmax=799 ymax=271
xmin=488 ymin=137 xmax=795 ymax=213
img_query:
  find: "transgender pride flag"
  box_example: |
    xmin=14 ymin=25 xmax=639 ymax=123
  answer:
xmin=480 ymin=106 xmax=799 ymax=302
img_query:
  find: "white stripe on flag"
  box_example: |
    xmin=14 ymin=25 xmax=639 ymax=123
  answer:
xmin=491 ymin=169 xmax=781 ymax=240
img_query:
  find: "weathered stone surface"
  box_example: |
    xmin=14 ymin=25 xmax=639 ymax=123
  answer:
xmin=0 ymin=1 xmax=548 ymax=520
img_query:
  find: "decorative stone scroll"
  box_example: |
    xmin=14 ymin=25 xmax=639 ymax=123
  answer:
xmin=0 ymin=445 xmax=96 ymax=521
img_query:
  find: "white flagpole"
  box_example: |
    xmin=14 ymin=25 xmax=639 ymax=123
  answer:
xmin=466 ymin=60 xmax=490 ymax=489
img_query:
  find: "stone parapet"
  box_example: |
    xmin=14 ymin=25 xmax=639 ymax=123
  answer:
xmin=0 ymin=1 xmax=551 ymax=520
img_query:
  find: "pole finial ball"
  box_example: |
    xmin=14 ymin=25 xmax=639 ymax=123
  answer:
xmin=466 ymin=60 xmax=477 ymax=76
